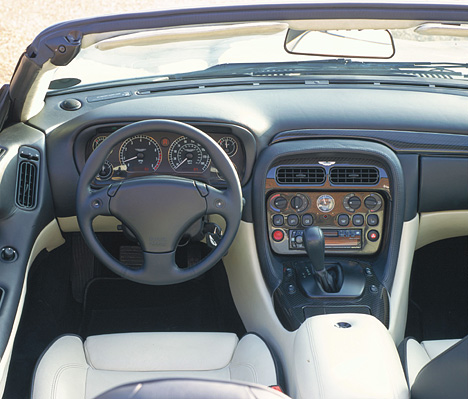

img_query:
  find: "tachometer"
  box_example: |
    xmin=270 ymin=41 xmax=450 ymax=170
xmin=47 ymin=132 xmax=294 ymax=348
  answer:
xmin=169 ymin=136 xmax=211 ymax=173
xmin=119 ymin=135 xmax=162 ymax=172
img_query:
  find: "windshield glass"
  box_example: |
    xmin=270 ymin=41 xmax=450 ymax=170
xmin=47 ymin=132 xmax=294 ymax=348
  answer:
xmin=49 ymin=21 xmax=468 ymax=90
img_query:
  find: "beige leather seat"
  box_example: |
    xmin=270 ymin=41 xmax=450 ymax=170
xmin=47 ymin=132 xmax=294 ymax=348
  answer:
xmin=399 ymin=336 xmax=468 ymax=399
xmin=31 ymin=332 xmax=279 ymax=399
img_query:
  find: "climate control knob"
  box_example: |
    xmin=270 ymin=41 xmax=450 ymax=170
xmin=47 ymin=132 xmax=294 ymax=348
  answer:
xmin=290 ymin=193 xmax=309 ymax=212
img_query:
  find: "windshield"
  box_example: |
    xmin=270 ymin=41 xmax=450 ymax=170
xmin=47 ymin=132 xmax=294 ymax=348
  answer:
xmin=49 ymin=21 xmax=468 ymax=90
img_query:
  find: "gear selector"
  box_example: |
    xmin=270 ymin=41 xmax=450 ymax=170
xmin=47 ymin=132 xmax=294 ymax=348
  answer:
xmin=304 ymin=227 xmax=338 ymax=292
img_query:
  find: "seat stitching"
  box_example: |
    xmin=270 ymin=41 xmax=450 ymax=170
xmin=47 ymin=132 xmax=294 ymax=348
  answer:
xmin=51 ymin=363 xmax=87 ymax=399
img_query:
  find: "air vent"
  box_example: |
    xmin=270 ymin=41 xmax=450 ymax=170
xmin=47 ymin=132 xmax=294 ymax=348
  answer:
xmin=276 ymin=167 xmax=326 ymax=184
xmin=16 ymin=147 xmax=40 ymax=210
xmin=330 ymin=167 xmax=379 ymax=185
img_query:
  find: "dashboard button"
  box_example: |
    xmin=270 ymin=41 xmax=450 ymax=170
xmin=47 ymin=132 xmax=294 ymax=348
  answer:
xmin=364 ymin=194 xmax=382 ymax=211
xmin=273 ymin=196 xmax=288 ymax=210
xmin=272 ymin=214 xmax=284 ymax=226
xmin=367 ymin=214 xmax=379 ymax=226
xmin=272 ymin=230 xmax=284 ymax=242
xmin=302 ymin=214 xmax=314 ymax=226
xmin=352 ymin=214 xmax=364 ymax=226
xmin=367 ymin=230 xmax=380 ymax=242
xmin=338 ymin=214 xmax=350 ymax=226
xmin=291 ymin=196 xmax=303 ymax=210
xmin=348 ymin=196 xmax=362 ymax=210
xmin=287 ymin=214 xmax=299 ymax=226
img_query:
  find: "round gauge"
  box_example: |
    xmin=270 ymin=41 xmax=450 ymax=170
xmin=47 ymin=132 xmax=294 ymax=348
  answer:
xmin=119 ymin=135 xmax=162 ymax=172
xmin=169 ymin=136 xmax=211 ymax=173
xmin=317 ymin=194 xmax=335 ymax=213
xmin=218 ymin=137 xmax=238 ymax=157
xmin=97 ymin=161 xmax=113 ymax=180
xmin=92 ymin=136 xmax=107 ymax=150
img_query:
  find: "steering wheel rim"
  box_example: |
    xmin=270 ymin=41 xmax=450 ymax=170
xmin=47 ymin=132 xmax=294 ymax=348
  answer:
xmin=76 ymin=120 xmax=242 ymax=285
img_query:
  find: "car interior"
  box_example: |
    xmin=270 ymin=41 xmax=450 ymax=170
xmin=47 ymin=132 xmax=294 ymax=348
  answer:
xmin=0 ymin=2 xmax=467 ymax=398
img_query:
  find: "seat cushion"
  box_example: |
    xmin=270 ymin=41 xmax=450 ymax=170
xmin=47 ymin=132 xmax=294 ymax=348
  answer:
xmin=399 ymin=337 xmax=461 ymax=387
xmin=31 ymin=332 xmax=278 ymax=399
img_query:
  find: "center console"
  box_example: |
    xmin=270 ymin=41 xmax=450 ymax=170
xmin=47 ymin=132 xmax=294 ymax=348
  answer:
xmin=252 ymin=139 xmax=406 ymax=332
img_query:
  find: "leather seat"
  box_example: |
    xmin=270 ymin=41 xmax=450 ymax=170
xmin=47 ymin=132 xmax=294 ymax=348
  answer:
xmin=399 ymin=336 xmax=468 ymax=399
xmin=31 ymin=332 xmax=279 ymax=399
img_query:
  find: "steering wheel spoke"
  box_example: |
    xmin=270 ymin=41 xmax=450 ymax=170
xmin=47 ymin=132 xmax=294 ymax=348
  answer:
xmin=205 ymin=185 xmax=242 ymax=221
xmin=77 ymin=187 xmax=112 ymax=223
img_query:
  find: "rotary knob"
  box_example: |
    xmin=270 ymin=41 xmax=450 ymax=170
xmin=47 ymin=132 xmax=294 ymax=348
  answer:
xmin=290 ymin=193 xmax=309 ymax=212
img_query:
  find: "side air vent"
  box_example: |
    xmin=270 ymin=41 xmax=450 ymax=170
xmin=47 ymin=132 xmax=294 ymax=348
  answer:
xmin=330 ymin=167 xmax=379 ymax=185
xmin=15 ymin=147 xmax=40 ymax=210
xmin=276 ymin=167 xmax=326 ymax=184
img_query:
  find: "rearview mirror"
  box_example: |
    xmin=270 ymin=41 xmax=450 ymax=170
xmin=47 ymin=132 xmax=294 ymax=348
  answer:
xmin=285 ymin=29 xmax=395 ymax=59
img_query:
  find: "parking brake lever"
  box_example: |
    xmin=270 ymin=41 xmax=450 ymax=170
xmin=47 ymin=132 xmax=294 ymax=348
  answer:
xmin=304 ymin=226 xmax=336 ymax=293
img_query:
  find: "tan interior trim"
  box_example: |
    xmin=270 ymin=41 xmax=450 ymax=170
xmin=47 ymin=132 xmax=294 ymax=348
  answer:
xmin=0 ymin=220 xmax=64 ymax=396
xmin=388 ymin=216 xmax=419 ymax=345
xmin=222 ymin=222 xmax=296 ymax=395
xmin=58 ymin=216 xmax=121 ymax=232
xmin=417 ymin=211 xmax=468 ymax=250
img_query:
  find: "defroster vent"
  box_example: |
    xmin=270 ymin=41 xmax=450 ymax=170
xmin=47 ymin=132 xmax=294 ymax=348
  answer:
xmin=330 ymin=167 xmax=379 ymax=185
xmin=16 ymin=147 xmax=40 ymax=210
xmin=276 ymin=167 xmax=326 ymax=184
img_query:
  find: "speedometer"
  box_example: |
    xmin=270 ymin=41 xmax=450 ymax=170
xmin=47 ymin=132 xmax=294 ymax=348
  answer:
xmin=169 ymin=136 xmax=211 ymax=173
xmin=119 ymin=135 xmax=162 ymax=172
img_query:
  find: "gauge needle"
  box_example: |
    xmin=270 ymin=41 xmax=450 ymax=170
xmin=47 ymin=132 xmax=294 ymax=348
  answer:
xmin=174 ymin=157 xmax=188 ymax=170
xmin=122 ymin=155 xmax=138 ymax=163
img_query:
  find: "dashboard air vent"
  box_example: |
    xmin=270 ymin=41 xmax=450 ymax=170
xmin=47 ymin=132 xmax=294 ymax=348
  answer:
xmin=330 ymin=167 xmax=379 ymax=185
xmin=276 ymin=167 xmax=326 ymax=184
xmin=15 ymin=147 xmax=40 ymax=210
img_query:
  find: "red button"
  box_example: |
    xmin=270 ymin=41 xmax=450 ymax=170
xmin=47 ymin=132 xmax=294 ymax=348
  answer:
xmin=273 ymin=230 xmax=284 ymax=241
xmin=368 ymin=230 xmax=379 ymax=241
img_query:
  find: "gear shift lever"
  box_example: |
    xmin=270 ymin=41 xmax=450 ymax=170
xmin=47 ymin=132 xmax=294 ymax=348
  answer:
xmin=304 ymin=226 xmax=336 ymax=292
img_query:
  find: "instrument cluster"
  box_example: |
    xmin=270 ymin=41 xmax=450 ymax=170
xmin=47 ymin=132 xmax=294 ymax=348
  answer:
xmin=85 ymin=130 xmax=244 ymax=185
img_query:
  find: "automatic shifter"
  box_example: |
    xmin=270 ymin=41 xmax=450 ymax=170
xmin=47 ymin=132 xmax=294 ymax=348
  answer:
xmin=304 ymin=226 xmax=337 ymax=292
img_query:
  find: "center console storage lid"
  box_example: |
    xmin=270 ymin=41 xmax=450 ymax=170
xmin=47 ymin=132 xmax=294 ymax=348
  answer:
xmin=293 ymin=314 xmax=409 ymax=399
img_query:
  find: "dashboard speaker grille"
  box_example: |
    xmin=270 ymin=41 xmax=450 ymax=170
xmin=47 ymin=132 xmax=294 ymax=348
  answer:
xmin=330 ymin=167 xmax=379 ymax=185
xmin=276 ymin=167 xmax=326 ymax=184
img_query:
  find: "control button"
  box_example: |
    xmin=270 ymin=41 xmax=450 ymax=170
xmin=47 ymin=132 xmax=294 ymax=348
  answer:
xmin=337 ymin=214 xmax=350 ymax=226
xmin=352 ymin=214 xmax=364 ymax=226
xmin=302 ymin=214 xmax=314 ymax=226
xmin=367 ymin=230 xmax=380 ymax=242
xmin=1 ymin=247 xmax=18 ymax=262
xmin=367 ymin=214 xmax=379 ymax=226
xmin=273 ymin=196 xmax=288 ymax=210
xmin=272 ymin=230 xmax=284 ymax=242
xmin=288 ymin=284 xmax=296 ymax=295
xmin=291 ymin=196 xmax=303 ymax=210
xmin=369 ymin=285 xmax=378 ymax=294
xmin=364 ymin=194 xmax=382 ymax=211
xmin=272 ymin=214 xmax=284 ymax=226
xmin=287 ymin=214 xmax=299 ymax=226
xmin=365 ymin=267 xmax=373 ymax=276
xmin=296 ymin=235 xmax=304 ymax=245
xmin=348 ymin=196 xmax=362 ymax=210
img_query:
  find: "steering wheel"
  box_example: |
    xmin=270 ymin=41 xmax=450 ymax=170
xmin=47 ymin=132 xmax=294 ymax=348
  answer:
xmin=76 ymin=120 xmax=242 ymax=285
